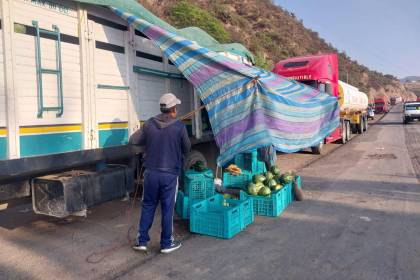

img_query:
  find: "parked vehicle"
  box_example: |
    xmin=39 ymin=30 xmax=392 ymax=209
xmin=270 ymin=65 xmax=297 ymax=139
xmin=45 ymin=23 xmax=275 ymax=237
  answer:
xmin=403 ymin=102 xmax=420 ymax=124
xmin=0 ymin=0 xmax=253 ymax=204
xmin=368 ymin=107 xmax=375 ymax=120
xmin=374 ymin=98 xmax=389 ymax=114
xmin=272 ymin=53 xmax=369 ymax=154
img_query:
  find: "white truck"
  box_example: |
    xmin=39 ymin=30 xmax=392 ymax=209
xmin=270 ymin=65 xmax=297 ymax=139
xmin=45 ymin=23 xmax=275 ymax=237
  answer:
xmin=0 ymin=0 xmax=251 ymax=213
xmin=403 ymin=102 xmax=420 ymax=124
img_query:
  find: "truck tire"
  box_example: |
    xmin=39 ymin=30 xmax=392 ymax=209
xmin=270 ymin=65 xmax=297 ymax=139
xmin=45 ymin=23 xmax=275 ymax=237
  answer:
xmin=311 ymin=141 xmax=324 ymax=155
xmin=357 ymin=118 xmax=364 ymax=134
xmin=340 ymin=121 xmax=347 ymax=144
xmin=346 ymin=121 xmax=351 ymax=142
xmin=364 ymin=116 xmax=368 ymax=131
xmin=183 ymin=150 xmax=208 ymax=171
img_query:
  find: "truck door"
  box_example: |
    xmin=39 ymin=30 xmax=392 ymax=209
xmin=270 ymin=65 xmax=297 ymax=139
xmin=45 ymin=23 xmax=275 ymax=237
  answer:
xmin=86 ymin=10 xmax=130 ymax=148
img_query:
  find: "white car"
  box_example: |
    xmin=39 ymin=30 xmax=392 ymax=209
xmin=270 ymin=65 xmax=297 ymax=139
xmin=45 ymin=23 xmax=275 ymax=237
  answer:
xmin=403 ymin=102 xmax=420 ymax=124
xmin=368 ymin=107 xmax=375 ymax=120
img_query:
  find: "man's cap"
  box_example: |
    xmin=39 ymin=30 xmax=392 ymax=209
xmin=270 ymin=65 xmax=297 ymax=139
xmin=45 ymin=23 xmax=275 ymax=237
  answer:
xmin=159 ymin=93 xmax=181 ymax=109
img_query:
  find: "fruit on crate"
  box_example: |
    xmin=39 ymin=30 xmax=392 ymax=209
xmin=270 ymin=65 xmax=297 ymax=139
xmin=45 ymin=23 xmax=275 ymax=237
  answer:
xmin=280 ymin=172 xmax=295 ymax=184
xmin=270 ymin=166 xmax=281 ymax=176
xmin=255 ymin=182 xmax=264 ymax=192
xmin=253 ymin=174 xmax=266 ymax=184
xmin=268 ymin=179 xmax=277 ymax=189
xmin=192 ymin=161 xmax=206 ymax=172
xmin=265 ymin=171 xmax=274 ymax=181
xmin=223 ymin=193 xmax=233 ymax=199
xmin=247 ymin=183 xmax=259 ymax=196
xmin=225 ymin=164 xmax=242 ymax=176
xmin=272 ymin=184 xmax=283 ymax=191
xmin=258 ymin=186 xmax=272 ymax=196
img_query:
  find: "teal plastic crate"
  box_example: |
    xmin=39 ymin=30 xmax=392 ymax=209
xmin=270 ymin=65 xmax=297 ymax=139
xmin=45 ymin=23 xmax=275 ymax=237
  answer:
xmin=184 ymin=169 xmax=215 ymax=200
xmin=233 ymin=150 xmax=266 ymax=175
xmin=252 ymin=161 xmax=266 ymax=175
xmin=292 ymin=176 xmax=302 ymax=200
xmin=190 ymin=194 xmax=253 ymax=239
xmin=238 ymin=196 xmax=254 ymax=229
xmin=282 ymin=182 xmax=293 ymax=207
xmin=223 ymin=170 xmax=252 ymax=190
xmin=176 ymin=191 xmax=190 ymax=219
xmin=240 ymin=187 xmax=286 ymax=217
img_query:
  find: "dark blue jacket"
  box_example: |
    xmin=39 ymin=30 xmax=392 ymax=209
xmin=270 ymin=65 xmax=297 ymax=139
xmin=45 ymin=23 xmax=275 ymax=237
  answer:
xmin=129 ymin=114 xmax=191 ymax=175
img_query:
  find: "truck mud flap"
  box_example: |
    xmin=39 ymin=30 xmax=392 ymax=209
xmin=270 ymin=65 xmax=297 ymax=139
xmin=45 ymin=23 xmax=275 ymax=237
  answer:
xmin=32 ymin=165 xmax=134 ymax=218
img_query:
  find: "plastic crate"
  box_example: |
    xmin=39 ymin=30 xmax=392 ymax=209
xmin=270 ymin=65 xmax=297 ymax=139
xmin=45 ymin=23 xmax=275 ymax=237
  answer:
xmin=184 ymin=169 xmax=215 ymax=200
xmin=293 ymin=176 xmax=302 ymax=200
xmin=223 ymin=170 xmax=252 ymax=190
xmin=190 ymin=194 xmax=253 ymax=239
xmin=240 ymin=187 xmax=286 ymax=217
xmin=252 ymin=161 xmax=266 ymax=175
xmin=176 ymin=191 xmax=190 ymax=219
xmin=282 ymin=183 xmax=292 ymax=207
xmin=239 ymin=196 xmax=254 ymax=229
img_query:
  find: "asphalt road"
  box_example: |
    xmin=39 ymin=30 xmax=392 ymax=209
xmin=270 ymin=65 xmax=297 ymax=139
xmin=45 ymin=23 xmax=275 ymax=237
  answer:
xmin=1 ymin=104 xmax=420 ymax=280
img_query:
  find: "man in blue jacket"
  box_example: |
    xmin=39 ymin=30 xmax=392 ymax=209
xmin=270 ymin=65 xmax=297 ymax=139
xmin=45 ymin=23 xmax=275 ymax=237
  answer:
xmin=129 ymin=93 xmax=191 ymax=254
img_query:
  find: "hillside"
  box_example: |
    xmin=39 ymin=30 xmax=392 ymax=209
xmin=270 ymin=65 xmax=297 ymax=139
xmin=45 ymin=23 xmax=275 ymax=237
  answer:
xmin=139 ymin=0 xmax=416 ymax=101
xmin=401 ymin=76 xmax=420 ymax=83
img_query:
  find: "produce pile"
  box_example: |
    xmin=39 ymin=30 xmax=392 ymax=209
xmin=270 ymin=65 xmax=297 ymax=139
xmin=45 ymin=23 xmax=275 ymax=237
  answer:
xmin=247 ymin=167 xmax=295 ymax=197
xmin=191 ymin=161 xmax=206 ymax=172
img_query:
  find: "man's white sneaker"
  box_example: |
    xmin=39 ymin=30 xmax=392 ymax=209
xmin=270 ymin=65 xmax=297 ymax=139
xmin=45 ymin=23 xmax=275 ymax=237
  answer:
xmin=132 ymin=244 xmax=147 ymax=252
xmin=160 ymin=241 xmax=182 ymax=254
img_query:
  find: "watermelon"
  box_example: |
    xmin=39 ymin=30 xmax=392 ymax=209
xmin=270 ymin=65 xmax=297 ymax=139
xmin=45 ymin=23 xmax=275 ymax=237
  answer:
xmin=247 ymin=183 xmax=259 ymax=196
xmin=271 ymin=166 xmax=281 ymax=176
xmin=253 ymin=174 xmax=266 ymax=184
xmin=258 ymin=186 xmax=271 ymax=196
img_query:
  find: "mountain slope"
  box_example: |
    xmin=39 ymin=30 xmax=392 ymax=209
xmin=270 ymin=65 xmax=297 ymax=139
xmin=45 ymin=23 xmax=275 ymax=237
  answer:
xmin=139 ymin=0 xmax=415 ymax=100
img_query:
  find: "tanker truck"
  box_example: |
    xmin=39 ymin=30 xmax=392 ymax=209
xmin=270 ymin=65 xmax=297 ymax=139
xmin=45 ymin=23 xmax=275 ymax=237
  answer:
xmin=273 ymin=53 xmax=369 ymax=154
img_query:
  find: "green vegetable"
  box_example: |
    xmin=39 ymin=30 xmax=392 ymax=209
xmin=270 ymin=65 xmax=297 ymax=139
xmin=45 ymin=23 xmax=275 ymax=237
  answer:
xmin=272 ymin=184 xmax=283 ymax=191
xmin=258 ymin=186 xmax=271 ymax=196
xmin=192 ymin=161 xmax=206 ymax=172
xmin=223 ymin=193 xmax=233 ymax=199
xmin=253 ymin=174 xmax=266 ymax=184
xmin=268 ymin=179 xmax=277 ymax=188
xmin=255 ymin=182 xmax=264 ymax=192
xmin=281 ymin=172 xmax=295 ymax=184
xmin=247 ymin=183 xmax=259 ymax=196
xmin=270 ymin=166 xmax=281 ymax=176
xmin=265 ymin=171 xmax=274 ymax=180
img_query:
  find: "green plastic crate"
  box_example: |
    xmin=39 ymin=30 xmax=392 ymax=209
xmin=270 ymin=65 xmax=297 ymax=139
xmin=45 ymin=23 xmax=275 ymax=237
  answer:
xmin=190 ymin=194 xmax=252 ymax=239
xmin=184 ymin=169 xmax=215 ymax=200
xmin=240 ymin=187 xmax=286 ymax=217
xmin=223 ymin=170 xmax=252 ymax=190
xmin=175 ymin=191 xmax=190 ymax=219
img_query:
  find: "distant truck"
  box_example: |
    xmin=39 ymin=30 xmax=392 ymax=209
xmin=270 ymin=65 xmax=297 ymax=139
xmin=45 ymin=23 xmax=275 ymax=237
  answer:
xmin=273 ymin=53 xmax=369 ymax=154
xmin=390 ymin=97 xmax=396 ymax=105
xmin=374 ymin=98 xmax=389 ymax=114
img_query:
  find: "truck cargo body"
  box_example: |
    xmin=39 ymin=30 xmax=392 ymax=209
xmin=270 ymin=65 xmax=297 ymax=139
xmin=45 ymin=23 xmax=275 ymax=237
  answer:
xmin=374 ymin=98 xmax=389 ymax=114
xmin=0 ymin=0 xmax=252 ymax=202
xmin=272 ymin=53 xmax=369 ymax=154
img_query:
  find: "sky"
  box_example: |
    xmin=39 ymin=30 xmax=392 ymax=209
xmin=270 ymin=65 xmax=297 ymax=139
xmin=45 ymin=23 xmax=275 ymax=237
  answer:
xmin=273 ymin=0 xmax=420 ymax=79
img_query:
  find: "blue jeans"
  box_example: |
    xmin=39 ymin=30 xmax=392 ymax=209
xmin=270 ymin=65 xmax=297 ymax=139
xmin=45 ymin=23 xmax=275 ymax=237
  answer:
xmin=138 ymin=170 xmax=178 ymax=248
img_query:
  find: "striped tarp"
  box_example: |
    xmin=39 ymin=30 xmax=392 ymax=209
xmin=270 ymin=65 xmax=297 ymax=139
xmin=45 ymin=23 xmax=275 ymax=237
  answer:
xmin=111 ymin=7 xmax=340 ymax=166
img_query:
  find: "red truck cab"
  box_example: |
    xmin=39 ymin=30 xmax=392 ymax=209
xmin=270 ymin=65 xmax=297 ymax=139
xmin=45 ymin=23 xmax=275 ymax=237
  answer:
xmin=272 ymin=54 xmax=342 ymax=148
xmin=374 ymin=98 xmax=389 ymax=114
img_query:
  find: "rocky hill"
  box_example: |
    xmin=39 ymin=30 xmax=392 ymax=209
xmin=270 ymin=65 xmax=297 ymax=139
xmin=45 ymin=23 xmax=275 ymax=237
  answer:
xmin=401 ymin=76 xmax=420 ymax=83
xmin=139 ymin=0 xmax=416 ymax=101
